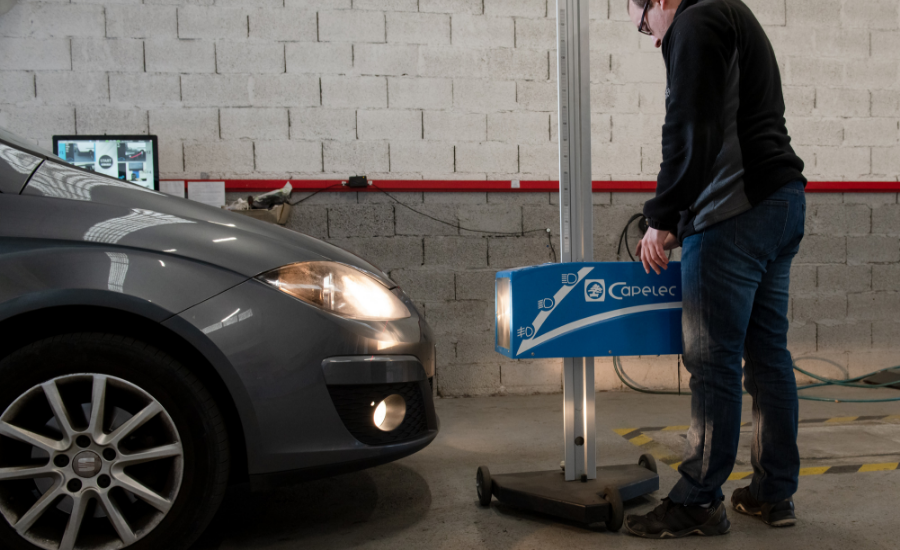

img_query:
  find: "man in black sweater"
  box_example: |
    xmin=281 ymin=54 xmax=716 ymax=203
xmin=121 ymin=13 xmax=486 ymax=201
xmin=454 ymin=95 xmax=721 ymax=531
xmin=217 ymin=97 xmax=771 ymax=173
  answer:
xmin=624 ymin=0 xmax=807 ymax=538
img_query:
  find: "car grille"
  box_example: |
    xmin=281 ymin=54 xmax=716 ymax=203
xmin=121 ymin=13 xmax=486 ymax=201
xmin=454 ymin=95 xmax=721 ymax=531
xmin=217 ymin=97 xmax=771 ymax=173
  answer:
xmin=327 ymin=381 xmax=430 ymax=446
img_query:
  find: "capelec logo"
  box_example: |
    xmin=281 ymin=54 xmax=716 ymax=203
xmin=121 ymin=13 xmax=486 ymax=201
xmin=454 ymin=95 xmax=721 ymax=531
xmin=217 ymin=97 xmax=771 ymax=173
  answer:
xmin=585 ymin=280 xmax=677 ymax=302
xmin=584 ymin=279 xmax=605 ymax=302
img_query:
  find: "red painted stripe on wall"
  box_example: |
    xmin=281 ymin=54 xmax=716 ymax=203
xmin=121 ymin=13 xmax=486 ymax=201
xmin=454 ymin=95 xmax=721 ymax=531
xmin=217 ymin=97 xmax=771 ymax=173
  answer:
xmin=163 ymin=179 xmax=900 ymax=193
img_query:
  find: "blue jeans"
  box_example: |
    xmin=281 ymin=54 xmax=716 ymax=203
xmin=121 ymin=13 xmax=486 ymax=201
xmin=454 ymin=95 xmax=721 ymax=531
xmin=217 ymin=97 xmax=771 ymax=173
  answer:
xmin=669 ymin=180 xmax=806 ymax=505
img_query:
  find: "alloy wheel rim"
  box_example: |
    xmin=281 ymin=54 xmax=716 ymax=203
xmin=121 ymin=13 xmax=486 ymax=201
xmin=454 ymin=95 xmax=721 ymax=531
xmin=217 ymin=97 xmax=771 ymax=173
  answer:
xmin=0 ymin=374 xmax=184 ymax=550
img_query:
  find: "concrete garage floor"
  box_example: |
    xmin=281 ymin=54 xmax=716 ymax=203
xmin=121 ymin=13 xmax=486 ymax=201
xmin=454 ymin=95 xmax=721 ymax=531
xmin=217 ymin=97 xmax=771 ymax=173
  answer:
xmin=195 ymin=389 xmax=900 ymax=550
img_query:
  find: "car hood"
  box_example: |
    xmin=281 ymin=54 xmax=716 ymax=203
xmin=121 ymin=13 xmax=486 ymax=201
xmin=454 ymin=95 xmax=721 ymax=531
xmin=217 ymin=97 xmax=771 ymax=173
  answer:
xmin=18 ymin=160 xmax=394 ymax=285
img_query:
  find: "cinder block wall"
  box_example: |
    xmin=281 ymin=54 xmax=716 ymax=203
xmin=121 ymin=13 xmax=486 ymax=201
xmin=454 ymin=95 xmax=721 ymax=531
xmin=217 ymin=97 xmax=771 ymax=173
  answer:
xmin=2 ymin=0 xmax=899 ymax=396
xmin=265 ymin=188 xmax=900 ymax=397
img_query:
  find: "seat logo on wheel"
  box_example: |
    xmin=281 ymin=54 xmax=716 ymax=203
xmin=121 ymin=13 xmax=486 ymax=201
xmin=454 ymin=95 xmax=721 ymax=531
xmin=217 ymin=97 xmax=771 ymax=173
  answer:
xmin=74 ymin=451 xmax=102 ymax=478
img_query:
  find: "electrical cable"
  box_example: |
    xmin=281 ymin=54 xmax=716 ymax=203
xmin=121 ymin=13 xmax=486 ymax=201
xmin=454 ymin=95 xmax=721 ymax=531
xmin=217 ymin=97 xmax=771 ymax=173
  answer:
xmin=370 ymin=182 xmax=558 ymax=263
xmin=611 ymin=216 xmax=900 ymax=403
xmin=288 ymin=182 xmax=345 ymax=206
xmin=370 ymin=182 xmax=550 ymax=237
xmin=617 ymin=214 xmax=645 ymax=261
xmin=289 ymin=180 xmax=559 ymax=262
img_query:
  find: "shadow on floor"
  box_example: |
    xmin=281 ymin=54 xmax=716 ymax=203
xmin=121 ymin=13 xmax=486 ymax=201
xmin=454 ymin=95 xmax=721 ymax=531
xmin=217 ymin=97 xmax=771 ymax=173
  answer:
xmin=192 ymin=463 xmax=432 ymax=549
xmin=478 ymin=493 xmax=658 ymax=542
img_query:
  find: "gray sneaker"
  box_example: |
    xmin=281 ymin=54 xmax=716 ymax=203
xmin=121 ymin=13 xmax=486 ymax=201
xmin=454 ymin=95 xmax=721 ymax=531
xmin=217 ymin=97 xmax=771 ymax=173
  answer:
xmin=731 ymin=486 xmax=796 ymax=527
xmin=625 ymin=498 xmax=731 ymax=539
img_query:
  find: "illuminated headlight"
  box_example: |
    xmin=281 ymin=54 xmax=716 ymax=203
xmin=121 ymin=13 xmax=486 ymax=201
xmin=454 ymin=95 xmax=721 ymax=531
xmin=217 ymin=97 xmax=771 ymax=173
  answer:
xmin=496 ymin=277 xmax=512 ymax=350
xmin=373 ymin=394 xmax=406 ymax=431
xmin=257 ymin=261 xmax=411 ymax=321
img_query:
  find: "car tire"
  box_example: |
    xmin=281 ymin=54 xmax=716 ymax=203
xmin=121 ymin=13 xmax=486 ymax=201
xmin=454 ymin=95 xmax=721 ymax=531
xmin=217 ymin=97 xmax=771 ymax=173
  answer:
xmin=0 ymin=333 xmax=229 ymax=550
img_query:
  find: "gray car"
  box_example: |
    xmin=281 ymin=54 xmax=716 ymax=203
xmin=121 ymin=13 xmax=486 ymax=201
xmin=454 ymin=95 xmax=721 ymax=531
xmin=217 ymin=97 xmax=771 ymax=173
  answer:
xmin=0 ymin=128 xmax=438 ymax=550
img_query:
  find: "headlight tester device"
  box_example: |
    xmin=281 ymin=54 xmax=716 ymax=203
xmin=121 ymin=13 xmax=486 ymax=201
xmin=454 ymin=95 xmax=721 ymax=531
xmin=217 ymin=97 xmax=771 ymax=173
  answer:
xmin=474 ymin=0 xmax=675 ymax=531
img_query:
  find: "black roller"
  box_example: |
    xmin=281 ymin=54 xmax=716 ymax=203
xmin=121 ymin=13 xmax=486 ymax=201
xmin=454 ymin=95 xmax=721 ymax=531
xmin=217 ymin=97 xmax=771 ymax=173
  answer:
xmin=639 ymin=453 xmax=658 ymax=475
xmin=604 ymin=486 xmax=624 ymax=532
xmin=477 ymin=466 xmax=493 ymax=507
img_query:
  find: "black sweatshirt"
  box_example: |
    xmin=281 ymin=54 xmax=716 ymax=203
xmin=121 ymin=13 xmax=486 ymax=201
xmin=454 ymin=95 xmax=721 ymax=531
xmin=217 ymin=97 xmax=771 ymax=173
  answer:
xmin=643 ymin=0 xmax=806 ymax=240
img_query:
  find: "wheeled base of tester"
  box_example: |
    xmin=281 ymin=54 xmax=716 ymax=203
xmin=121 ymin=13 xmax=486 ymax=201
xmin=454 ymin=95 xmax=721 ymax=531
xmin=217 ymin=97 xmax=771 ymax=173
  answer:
xmin=476 ymin=455 xmax=659 ymax=531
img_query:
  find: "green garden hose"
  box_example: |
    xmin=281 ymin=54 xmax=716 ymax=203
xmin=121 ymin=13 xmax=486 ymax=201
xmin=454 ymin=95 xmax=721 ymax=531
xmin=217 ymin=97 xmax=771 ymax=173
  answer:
xmin=612 ymin=355 xmax=900 ymax=403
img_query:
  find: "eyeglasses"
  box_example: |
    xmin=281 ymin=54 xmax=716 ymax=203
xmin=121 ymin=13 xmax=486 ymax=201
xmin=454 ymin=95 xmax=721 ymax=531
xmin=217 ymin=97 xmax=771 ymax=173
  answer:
xmin=638 ymin=0 xmax=652 ymax=36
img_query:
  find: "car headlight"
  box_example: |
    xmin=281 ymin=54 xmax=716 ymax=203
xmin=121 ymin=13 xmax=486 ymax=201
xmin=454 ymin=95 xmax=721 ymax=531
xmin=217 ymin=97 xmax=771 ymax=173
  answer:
xmin=257 ymin=261 xmax=411 ymax=321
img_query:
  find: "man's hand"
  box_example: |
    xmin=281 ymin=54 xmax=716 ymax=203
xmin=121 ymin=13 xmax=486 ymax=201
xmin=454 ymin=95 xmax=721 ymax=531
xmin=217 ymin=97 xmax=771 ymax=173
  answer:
xmin=635 ymin=227 xmax=679 ymax=275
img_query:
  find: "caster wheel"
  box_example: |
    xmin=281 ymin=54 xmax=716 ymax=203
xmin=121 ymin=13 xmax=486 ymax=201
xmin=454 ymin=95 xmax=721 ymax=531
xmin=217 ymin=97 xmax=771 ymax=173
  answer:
xmin=639 ymin=453 xmax=658 ymax=474
xmin=476 ymin=466 xmax=493 ymax=507
xmin=604 ymin=486 xmax=624 ymax=532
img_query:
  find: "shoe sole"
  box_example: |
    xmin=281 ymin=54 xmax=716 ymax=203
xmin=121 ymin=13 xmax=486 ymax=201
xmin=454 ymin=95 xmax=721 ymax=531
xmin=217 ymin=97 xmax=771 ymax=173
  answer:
xmin=734 ymin=503 xmax=762 ymax=517
xmin=734 ymin=503 xmax=796 ymax=528
xmin=767 ymin=518 xmax=797 ymax=527
xmin=625 ymin=520 xmax=731 ymax=539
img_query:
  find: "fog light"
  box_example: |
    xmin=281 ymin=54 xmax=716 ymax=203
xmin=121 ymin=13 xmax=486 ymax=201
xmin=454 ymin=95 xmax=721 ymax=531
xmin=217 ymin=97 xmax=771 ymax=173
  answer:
xmin=372 ymin=394 xmax=406 ymax=432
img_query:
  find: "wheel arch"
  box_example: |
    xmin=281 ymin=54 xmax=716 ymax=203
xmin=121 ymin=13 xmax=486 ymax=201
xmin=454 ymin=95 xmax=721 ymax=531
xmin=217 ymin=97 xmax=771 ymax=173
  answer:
xmin=0 ymin=304 xmax=250 ymax=485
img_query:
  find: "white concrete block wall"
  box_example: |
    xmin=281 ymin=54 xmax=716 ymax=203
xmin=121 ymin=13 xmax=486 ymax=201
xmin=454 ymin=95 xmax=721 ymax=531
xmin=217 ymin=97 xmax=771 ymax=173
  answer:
xmin=252 ymin=187 xmax=900 ymax=397
xmin=2 ymin=0 xmax=900 ymax=396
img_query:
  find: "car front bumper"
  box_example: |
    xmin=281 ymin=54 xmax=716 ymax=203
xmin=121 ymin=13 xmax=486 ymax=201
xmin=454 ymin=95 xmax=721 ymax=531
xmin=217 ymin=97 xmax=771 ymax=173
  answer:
xmin=166 ymin=278 xmax=438 ymax=483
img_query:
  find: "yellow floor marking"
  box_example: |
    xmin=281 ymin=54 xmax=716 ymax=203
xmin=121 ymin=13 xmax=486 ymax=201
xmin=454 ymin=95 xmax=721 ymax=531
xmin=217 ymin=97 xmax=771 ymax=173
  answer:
xmin=628 ymin=434 xmax=653 ymax=447
xmin=651 ymin=452 xmax=682 ymax=465
xmin=858 ymin=463 xmax=899 ymax=473
xmin=825 ymin=416 xmax=859 ymax=424
xmin=616 ymin=421 xmax=900 ymax=481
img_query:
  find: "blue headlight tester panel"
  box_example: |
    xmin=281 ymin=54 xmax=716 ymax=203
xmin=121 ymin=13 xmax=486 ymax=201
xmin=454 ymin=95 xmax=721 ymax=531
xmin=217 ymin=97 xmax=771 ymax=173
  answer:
xmin=495 ymin=262 xmax=682 ymax=359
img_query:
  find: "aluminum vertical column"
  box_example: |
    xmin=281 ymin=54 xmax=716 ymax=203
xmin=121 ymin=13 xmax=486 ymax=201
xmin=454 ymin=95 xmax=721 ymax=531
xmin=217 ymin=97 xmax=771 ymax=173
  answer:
xmin=556 ymin=0 xmax=595 ymax=481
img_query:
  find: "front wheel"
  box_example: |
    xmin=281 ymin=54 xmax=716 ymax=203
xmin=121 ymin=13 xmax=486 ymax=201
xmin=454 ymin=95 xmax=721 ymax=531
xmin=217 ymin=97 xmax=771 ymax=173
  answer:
xmin=0 ymin=334 xmax=229 ymax=550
